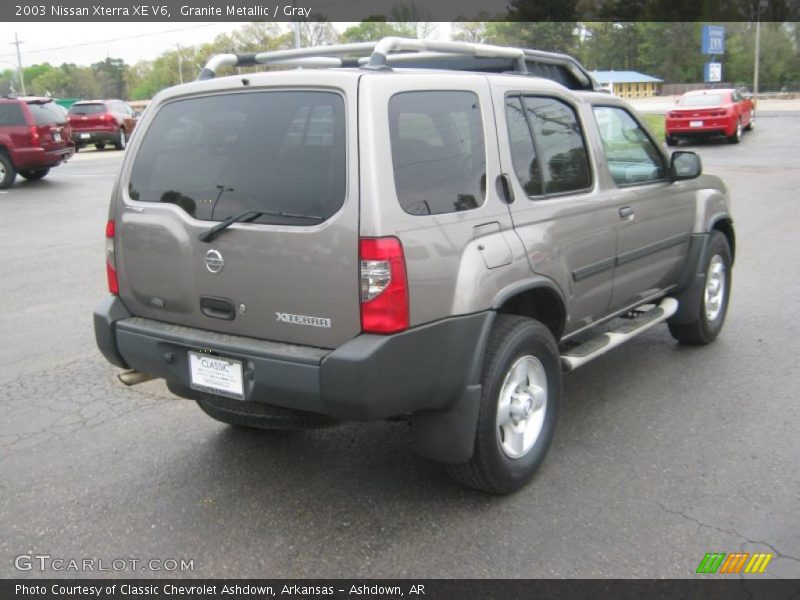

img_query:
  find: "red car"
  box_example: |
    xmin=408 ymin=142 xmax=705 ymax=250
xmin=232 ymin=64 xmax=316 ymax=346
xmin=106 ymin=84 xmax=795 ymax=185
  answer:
xmin=68 ymin=99 xmax=137 ymax=151
xmin=665 ymin=88 xmax=755 ymax=145
xmin=0 ymin=96 xmax=75 ymax=189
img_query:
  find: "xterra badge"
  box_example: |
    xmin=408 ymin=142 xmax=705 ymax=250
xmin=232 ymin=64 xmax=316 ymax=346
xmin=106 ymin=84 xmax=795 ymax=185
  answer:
xmin=276 ymin=312 xmax=332 ymax=328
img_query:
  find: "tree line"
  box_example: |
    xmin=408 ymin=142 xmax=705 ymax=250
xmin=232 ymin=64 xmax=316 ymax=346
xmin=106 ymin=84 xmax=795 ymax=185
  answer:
xmin=2 ymin=20 xmax=798 ymax=101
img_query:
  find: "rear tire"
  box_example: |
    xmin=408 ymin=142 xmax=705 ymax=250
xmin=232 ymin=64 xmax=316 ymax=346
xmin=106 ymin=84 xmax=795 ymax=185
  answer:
xmin=668 ymin=231 xmax=732 ymax=345
xmin=196 ymin=394 xmax=338 ymax=431
xmin=0 ymin=152 xmax=17 ymax=189
xmin=114 ymin=129 xmax=126 ymax=150
xmin=19 ymin=168 xmax=50 ymax=181
xmin=95 ymin=143 xmax=105 ymax=151
xmin=727 ymin=119 xmax=742 ymax=144
xmin=665 ymin=134 xmax=678 ymax=146
xmin=447 ymin=315 xmax=561 ymax=494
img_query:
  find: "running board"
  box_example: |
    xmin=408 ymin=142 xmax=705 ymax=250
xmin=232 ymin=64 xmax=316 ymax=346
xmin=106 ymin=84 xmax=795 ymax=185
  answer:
xmin=560 ymin=298 xmax=678 ymax=372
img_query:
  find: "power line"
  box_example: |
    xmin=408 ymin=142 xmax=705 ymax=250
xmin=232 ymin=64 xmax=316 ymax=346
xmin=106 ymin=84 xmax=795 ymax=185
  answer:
xmin=0 ymin=23 xmax=224 ymax=60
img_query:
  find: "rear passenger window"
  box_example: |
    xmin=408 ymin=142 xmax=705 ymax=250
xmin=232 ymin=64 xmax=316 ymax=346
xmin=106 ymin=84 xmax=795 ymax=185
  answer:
xmin=523 ymin=97 xmax=591 ymax=194
xmin=389 ymin=91 xmax=486 ymax=215
xmin=0 ymin=103 xmax=25 ymax=126
xmin=505 ymin=95 xmax=591 ymax=197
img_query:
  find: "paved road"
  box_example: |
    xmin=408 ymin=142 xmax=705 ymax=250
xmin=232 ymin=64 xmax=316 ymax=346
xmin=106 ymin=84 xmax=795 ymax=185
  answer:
xmin=1 ymin=120 xmax=798 ymax=581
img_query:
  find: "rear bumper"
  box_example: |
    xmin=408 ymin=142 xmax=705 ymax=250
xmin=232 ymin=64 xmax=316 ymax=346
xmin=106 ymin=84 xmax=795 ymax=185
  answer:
xmin=94 ymin=296 xmax=489 ymax=422
xmin=666 ymin=120 xmax=735 ymax=139
xmin=72 ymin=129 xmax=117 ymax=144
xmin=11 ymin=145 xmax=74 ymax=169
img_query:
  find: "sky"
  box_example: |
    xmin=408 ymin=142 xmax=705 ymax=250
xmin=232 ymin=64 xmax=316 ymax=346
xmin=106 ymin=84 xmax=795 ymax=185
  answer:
xmin=0 ymin=22 xmax=263 ymax=69
xmin=0 ymin=22 xmax=447 ymax=70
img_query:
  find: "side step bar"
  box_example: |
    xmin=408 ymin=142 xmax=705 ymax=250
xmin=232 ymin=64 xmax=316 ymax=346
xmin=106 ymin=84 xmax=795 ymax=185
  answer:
xmin=561 ymin=298 xmax=678 ymax=372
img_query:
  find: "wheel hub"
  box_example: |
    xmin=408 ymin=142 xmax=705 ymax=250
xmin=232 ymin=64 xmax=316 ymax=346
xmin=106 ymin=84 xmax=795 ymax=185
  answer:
xmin=704 ymin=254 xmax=726 ymax=322
xmin=496 ymin=356 xmax=548 ymax=459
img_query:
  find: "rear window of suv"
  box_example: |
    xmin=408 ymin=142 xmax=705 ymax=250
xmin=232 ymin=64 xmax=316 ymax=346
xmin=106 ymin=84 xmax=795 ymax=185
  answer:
xmin=69 ymin=103 xmax=107 ymax=115
xmin=127 ymin=91 xmax=346 ymax=224
xmin=389 ymin=91 xmax=486 ymax=215
xmin=28 ymin=102 xmax=66 ymax=125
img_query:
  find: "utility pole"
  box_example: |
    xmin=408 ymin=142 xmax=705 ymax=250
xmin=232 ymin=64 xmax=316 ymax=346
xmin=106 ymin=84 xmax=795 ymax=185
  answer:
xmin=292 ymin=0 xmax=301 ymax=48
xmin=176 ymin=43 xmax=184 ymax=84
xmin=753 ymin=21 xmax=761 ymax=97
xmin=753 ymin=0 xmax=767 ymax=98
xmin=12 ymin=33 xmax=25 ymax=96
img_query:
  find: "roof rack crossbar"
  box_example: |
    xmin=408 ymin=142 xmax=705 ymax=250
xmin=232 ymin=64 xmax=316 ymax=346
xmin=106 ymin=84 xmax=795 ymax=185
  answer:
xmin=365 ymin=37 xmax=528 ymax=73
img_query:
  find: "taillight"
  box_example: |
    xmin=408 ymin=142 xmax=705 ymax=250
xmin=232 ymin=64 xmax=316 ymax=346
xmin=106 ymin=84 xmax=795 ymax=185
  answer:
xmin=28 ymin=125 xmax=40 ymax=145
xmin=359 ymin=237 xmax=408 ymax=334
xmin=102 ymin=113 xmax=113 ymax=121
xmin=105 ymin=220 xmax=118 ymax=295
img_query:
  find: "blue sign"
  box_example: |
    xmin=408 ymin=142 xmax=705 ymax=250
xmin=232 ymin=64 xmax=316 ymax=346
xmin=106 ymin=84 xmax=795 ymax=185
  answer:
xmin=702 ymin=25 xmax=725 ymax=55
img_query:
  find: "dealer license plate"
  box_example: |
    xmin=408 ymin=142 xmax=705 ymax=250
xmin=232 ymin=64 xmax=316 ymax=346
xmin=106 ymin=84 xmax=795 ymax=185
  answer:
xmin=690 ymin=120 xmax=703 ymax=128
xmin=189 ymin=352 xmax=244 ymax=400
xmin=80 ymin=133 xmax=90 ymax=139
xmin=53 ymin=131 xmax=61 ymax=142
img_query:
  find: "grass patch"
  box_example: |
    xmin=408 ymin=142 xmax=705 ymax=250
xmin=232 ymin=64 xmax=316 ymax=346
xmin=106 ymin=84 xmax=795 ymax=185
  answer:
xmin=641 ymin=113 xmax=666 ymax=141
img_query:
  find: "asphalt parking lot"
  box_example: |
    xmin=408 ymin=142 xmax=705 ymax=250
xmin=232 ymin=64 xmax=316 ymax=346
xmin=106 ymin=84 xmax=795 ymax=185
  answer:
xmin=1 ymin=114 xmax=798 ymax=580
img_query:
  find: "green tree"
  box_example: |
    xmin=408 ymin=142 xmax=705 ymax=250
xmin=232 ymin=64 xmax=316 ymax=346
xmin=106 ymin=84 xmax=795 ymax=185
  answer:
xmin=341 ymin=18 xmax=403 ymax=43
xmin=484 ymin=22 xmax=579 ymax=54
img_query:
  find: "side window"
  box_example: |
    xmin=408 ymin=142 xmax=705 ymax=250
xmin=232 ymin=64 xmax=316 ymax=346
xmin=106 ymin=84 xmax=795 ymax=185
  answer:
xmin=0 ymin=103 xmax=25 ymax=126
xmin=389 ymin=91 xmax=486 ymax=215
xmin=522 ymin=96 xmax=592 ymax=195
xmin=592 ymin=106 xmax=666 ymax=186
xmin=504 ymin=96 xmax=542 ymax=196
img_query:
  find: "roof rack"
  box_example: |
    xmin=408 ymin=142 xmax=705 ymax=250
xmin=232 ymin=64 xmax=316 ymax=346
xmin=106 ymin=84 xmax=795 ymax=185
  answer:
xmin=197 ymin=37 xmax=595 ymax=91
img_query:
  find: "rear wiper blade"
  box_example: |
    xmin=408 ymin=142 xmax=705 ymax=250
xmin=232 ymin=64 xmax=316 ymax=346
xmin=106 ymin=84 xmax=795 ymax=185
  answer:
xmin=198 ymin=209 xmax=324 ymax=243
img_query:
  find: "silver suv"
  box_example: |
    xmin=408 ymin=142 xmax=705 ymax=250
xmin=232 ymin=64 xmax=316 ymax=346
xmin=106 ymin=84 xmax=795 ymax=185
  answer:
xmin=94 ymin=38 xmax=734 ymax=494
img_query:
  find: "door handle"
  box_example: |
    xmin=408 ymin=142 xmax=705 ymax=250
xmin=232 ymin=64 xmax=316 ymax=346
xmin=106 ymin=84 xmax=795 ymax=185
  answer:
xmin=496 ymin=174 xmax=515 ymax=204
xmin=619 ymin=206 xmax=634 ymax=221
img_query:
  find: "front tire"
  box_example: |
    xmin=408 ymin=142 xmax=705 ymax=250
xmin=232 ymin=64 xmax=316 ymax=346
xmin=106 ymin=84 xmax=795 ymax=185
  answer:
xmin=95 ymin=143 xmax=105 ymax=151
xmin=744 ymin=112 xmax=755 ymax=131
xmin=0 ymin=152 xmax=17 ymax=189
xmin=19 ymin=168 xmax=49 ymax=181
xmin=668 ymin=231 xmax=732 ymax=345
xmin=447 ymin=315 xmax=561 ymax=494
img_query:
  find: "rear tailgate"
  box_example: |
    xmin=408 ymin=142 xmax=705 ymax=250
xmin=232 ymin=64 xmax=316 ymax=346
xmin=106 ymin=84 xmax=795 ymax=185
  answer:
xmin=69 ymin=102 xmax=110 ymax=130
xmin=26 ymin=100 xmax=70 ymax=149
xmin=114 ymin=76 xmax=361 ymax=349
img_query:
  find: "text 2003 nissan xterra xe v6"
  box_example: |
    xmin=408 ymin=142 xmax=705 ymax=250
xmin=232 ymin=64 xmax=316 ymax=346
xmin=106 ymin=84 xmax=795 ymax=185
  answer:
xmin=94 ymin=38 xmax=734 ymax=494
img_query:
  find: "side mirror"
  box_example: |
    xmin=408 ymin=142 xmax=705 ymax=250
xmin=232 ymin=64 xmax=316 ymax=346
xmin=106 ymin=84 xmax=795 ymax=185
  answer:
xmin=670 ymin=151 xmax=702 ymax=181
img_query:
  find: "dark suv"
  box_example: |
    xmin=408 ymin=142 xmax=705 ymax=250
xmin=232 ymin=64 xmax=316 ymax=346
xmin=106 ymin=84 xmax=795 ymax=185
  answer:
xmin=0 ymin=96 xmax=74 ymax=189
xmin=68 ymin=100 xmax=137 ymax=151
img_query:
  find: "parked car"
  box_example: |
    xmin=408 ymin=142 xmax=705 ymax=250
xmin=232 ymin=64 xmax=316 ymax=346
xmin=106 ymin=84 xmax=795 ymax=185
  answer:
xmin=665 ymin=88 xmax=755 ymax=145
xmin=68 ymin=99 xmax=137 ymax=151
xmin=0 ymin=96 xmax=74 ymax=189
xmin=94 ymin=39 xmax=734 ymax=494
